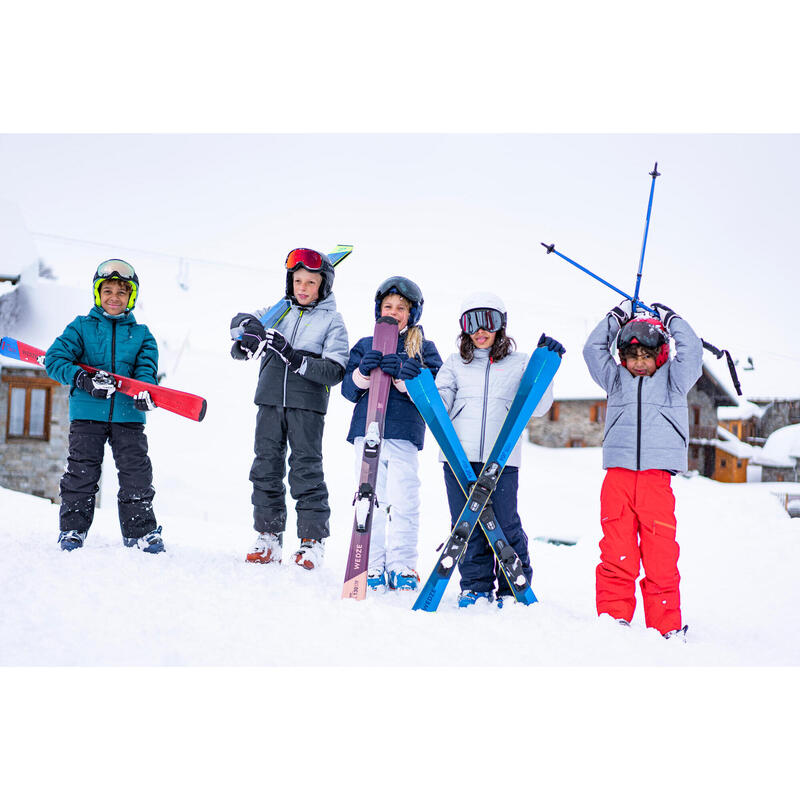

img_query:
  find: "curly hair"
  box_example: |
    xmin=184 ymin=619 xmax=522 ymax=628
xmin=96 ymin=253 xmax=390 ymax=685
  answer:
xmin=457 ymin=327 xmax=516 ymax=363
xmin=618 ymin=342 xmax=659 ymax=362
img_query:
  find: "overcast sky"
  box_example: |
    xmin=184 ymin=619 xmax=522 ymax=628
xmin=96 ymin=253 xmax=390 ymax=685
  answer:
xmin=1 ymin=133 xmax=797 ymax=399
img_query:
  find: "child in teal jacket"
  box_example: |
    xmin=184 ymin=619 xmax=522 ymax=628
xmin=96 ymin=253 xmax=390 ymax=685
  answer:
xmin=45 ymin=260 xmax=164 ymax=553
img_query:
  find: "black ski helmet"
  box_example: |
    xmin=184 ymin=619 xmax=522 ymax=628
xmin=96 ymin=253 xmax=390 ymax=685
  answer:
xmin=93 ymin=259 xmax=139 ymax=311
xmin=374 ymin=276 xmax=424 ymax=326
xmin=618 ymin=317 xmax=670 ymax=367
xmin=284 ymin=247 xmax=335 ymax=302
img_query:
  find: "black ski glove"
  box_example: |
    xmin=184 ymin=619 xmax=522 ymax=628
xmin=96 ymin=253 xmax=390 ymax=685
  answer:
xmin=652 ymin=303 xmax=680 ymax=330
xmin=265 ymin=328 xmax=304 ymax=373
xmin=537 ymin=333 xmax=566 ymax=357
xmin=358 ymin=349 xmax=383 ymax=377
xmin=608 ymin=299 xmax=633 ymax=326
xmin=74 ymin=369 xmax=116 ymax=399
xmin=380 ymin=353 xmax=403 ymax=378
xmin=397 ymin=358 xmax=422 ymax=380
xmin=133 ymin=390 xmax=156 ymax=411
xmin=230 ymin=313 xmax=267 ymax=360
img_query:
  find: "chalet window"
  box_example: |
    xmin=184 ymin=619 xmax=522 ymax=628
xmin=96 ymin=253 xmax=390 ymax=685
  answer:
xmin=568 ymin=438 xmax=584 ymax=448
xmin=590 ymin=402 xmax=606 ymax=423
xmin=549 ymin=402 xmax=559 ymax=422
xmin=692 ymin=406 xmax=701 ymax=426
xmin=3 ymin=375 xmax=54 ymax=441
xmin=720 ymin=458 xmax=727 ymax=467
xmin=737 ymin=460 xmax=743 ymax=468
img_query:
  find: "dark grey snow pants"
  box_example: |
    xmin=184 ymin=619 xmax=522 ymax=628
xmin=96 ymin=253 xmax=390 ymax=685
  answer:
xmin=250 ymin=404 xmax=330 ymax=540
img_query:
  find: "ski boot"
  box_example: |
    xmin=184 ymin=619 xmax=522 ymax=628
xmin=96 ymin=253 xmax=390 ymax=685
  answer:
xmin=457 ymin=589 xmax=494 ymax=608
xmin=58 ymin=530 xmax=87 ymax=551
xmin=367 ymin=569 xmax=387 ymax=593
xmin=663 ymin=624 xmax=688 ymax=642
xmin=388 ymin=569 xmax=420 ymax=592
xmin=246 ymin=532 xmax=283 ymax=564
xmin=293 ymin=538 xmax=324 ymax=570
xmin=124 ymin=526 xmax=165 ymax=553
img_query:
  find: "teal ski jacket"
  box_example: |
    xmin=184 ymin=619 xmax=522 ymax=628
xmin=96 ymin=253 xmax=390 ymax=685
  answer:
xmin=46 ymin=305 xmax=159 ymax=423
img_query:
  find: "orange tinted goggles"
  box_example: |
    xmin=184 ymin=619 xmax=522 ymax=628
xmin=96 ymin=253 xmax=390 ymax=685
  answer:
xmin=285 ymin=248 xmax=324 ymax=272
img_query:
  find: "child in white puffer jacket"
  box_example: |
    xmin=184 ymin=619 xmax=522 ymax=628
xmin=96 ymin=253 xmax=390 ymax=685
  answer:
xmin=435 ymin=292 xmax=563 ymax=608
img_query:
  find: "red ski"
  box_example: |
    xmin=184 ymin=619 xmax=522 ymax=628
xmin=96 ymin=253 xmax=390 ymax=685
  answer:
xmin=0 ymin=336 xmax=207 ymax=422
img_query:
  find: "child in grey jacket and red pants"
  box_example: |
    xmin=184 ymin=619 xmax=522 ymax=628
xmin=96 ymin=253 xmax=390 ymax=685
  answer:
xmin=583 ymin=300 xmax=703 ymax=638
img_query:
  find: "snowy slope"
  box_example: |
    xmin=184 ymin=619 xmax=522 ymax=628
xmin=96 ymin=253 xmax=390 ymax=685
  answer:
xmin=3 ymin=437 xmax=799 ymax=667
xmin=2 ymin=260 xmax=799 ymax=667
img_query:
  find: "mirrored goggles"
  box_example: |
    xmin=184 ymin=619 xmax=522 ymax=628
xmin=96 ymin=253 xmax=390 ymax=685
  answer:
xmin=460 ymin=308 xmax=506 ymax=335
xmin=96 ymin=259 xmax=136 ymax=279
xmin=285 ymin=248 xmax=324 ymax=272
xmin=618 ymin=319 xmax=665 ymax=349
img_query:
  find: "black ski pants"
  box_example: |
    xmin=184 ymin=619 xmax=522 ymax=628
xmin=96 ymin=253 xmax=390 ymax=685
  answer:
xmin=250 ymin=404 xmax=330 ymax=540
xmin=59 ymin=420 xmax=157 ymax=539
xmin=443 ymin=463 xmax=532 ymax=595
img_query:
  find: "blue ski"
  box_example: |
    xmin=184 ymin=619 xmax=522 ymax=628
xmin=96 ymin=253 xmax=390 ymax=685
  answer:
xmin=409 ymin=345 xmax=562 ymax=612
xmin=405 ymin=369 xmax=538 ymax=606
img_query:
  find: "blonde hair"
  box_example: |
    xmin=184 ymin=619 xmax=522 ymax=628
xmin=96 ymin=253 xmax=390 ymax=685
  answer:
xmin=383 ymin=293 xmax=424 ymax=362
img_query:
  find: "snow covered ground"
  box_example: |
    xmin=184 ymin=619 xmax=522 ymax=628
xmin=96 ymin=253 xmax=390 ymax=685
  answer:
xmin=3 ymin=266 xmax=799 ymax=796
xmin=3 ymin=375 xmax=798 ymax=667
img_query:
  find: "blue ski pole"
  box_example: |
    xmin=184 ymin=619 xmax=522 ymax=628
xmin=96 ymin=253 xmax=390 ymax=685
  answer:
xmin=540 ymin=242 xmax=657 ymax=315
xmin=632 ymin=162 xmax=661 ymax=311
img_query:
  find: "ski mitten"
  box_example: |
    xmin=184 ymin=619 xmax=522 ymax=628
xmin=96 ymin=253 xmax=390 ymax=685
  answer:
xmin=397 ymin=357 xmax=422 ymax=380
xmin=230 ymin=313 xmax=267 ymax=359
xmin=652 ymin=303 xmax=680 ymax=330
xmin=74 ymin=369 xmax=116 ymax=398
xmin=133 ymin=390 xmax=157 ymax=411
xmin=537 ymin=333 xmax=566 ymax=357
xmin=358 ymin=349 xmax=382 ymax=376
xmin=380 ymin=353 xmax=403 ymax=377
xmin=608 ymin=299 xmax=633 ymax=326
xmin=265 ymin=328 xmax=304 ymax=373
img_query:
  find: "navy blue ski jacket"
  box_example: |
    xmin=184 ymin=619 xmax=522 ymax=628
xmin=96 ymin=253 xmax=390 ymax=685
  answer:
xmin=342 ymin=329 xmax=442 ymax=450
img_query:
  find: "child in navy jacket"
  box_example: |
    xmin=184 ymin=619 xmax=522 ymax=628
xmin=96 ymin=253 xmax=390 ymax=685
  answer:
xmin=342 ymin=277 xmax=442 ymax=592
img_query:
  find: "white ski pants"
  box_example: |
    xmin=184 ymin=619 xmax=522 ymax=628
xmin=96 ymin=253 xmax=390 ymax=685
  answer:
xmin=352 ymin=437 xmax=420 ymax=573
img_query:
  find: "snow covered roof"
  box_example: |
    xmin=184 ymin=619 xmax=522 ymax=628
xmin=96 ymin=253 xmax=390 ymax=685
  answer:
xmin=0 ymin=200 xmax=87 ymax=368
xmin=717 ymin=399 xmax=765 ymax=421
xmin=714 ymin=426 xmax=757 ymax=459
xmin=731 ymin=350 xmax=800 ymax=403
xmin=751 ymin=423 xmax=800 ymax=468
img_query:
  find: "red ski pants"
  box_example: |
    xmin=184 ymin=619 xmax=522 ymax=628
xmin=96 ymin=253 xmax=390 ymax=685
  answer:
xmin=596 ymin=468 xmax=681 ymax=635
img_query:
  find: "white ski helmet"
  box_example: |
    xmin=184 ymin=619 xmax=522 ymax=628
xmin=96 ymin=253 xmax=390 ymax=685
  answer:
xmin=459 ymin=292 xmax=506 ymax=317
xmin=459 ymin=292 xmax=507 ymax=334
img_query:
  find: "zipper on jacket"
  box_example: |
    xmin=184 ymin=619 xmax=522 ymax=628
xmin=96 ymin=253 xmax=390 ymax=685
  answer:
xmin=636 ymin=376 xmax=643 ymax=470
xmin=283 ymin=309 xmax=304 ymax=407
xmin=108 ymin=319 xmax=117 ymax=422
xmin=479 ymin=357 xmax=491 ymax=462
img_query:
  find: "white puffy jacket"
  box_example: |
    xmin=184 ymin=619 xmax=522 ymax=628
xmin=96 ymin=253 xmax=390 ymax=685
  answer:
xmin=435 ymin=347 xmax=554 ymax=468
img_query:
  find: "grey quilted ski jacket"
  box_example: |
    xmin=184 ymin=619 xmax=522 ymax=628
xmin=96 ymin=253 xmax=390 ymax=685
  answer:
xmin=582 ymin=315 xmax=703 ymax=473
xmin=254 ymin=293 xmax=349 ymax=413
xmin=435 ymin=347 xmax=554 ymax=468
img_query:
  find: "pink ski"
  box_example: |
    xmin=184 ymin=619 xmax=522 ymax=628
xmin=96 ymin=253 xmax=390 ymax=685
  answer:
xmin=341 ymin=317 xmax=399 ymax=600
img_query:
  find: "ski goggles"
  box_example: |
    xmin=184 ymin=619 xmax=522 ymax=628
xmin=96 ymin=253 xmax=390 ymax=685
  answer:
xmin=376 ymin=276 xmax=421 ymax=303
xmin=618 ymin=319 xmax=666 ymax=349
xmin=285 ymin=248 xmax=324 ymax=272
xmin=96 ymin=259 xmax=136 ymax=280
xmin=460 ymin=308 xmax=507 ymax=335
